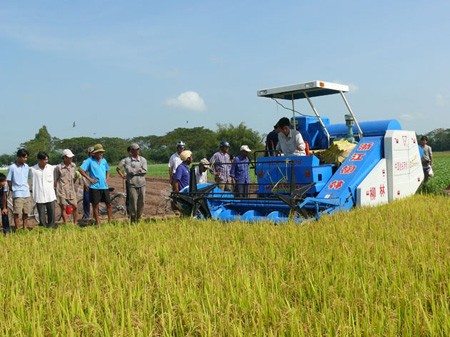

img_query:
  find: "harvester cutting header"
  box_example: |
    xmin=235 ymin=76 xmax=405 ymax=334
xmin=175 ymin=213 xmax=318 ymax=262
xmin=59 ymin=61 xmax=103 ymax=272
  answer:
xmin=171 ymin=80 xmax=424 ymax=222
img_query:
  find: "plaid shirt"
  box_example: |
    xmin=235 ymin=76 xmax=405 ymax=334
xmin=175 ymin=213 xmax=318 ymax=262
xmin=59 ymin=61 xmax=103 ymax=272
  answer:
xmin=209 ymin=151 xmax=231 ymax=181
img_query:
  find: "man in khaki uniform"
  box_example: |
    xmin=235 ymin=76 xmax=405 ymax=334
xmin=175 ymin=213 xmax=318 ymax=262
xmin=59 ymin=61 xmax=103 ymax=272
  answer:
xmin=54 ymin=149 xmax=79 ymax=224
xmin=116 ymin=143 xmax=147 ymax=223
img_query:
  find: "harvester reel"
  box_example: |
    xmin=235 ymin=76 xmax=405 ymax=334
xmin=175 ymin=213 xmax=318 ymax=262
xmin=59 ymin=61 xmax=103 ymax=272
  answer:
xmin=170 ymin=166 xmax=218 ymax=219
xmin=274 ymin=182 xmax=315 ymax=219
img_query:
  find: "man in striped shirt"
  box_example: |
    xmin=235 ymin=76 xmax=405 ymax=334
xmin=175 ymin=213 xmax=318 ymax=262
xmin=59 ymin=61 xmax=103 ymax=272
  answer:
xmin=209 ymin=141 xmax=232 ymax=192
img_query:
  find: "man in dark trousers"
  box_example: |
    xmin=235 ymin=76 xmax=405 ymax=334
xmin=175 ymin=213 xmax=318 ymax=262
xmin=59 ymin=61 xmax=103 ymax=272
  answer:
xmin=116 ymin=143 xmax=147 ymax=223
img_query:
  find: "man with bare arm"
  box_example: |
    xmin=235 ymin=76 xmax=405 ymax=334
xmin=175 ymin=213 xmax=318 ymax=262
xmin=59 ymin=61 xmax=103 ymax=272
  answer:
xmin=7 ymin=149 xmax=32 ymax=230
xmin=79 ymin=144 xmax=112 ymax=225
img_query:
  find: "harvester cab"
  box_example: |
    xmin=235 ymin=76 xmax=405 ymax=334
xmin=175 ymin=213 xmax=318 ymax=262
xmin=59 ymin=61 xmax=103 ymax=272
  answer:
xmin=171 ymin=80 xmax=424 ymax=222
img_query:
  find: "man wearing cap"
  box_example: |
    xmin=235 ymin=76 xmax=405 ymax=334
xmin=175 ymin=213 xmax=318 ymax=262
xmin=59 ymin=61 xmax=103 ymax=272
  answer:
xmin=209 ymin=141 xmax=232 ymax=191
xmin=275 ymin=117 xmax=306 ymax=156
xmin=265 ymin=123 xmax=282 ymax=156
xmin=230 ymin=145 xmax=252 ymax=197
xmin=116 ymin=143 xmax=147 ymax=223
xmin=195 ymin=158 xmax=210 ymax=185
xmin=172 ymin=150 xmax=192 ymax=192
xmin=168 ymin=141 xmax=186 ymax=189
xmin=79 ymin=143 xmax=112 ymax=225
xmin=54 ymin=149 xmax=79 ymax=224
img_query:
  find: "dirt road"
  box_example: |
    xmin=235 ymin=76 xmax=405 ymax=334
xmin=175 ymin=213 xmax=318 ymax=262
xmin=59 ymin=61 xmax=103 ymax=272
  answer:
xmin=106 ymin=175 xmax=177 ymax=220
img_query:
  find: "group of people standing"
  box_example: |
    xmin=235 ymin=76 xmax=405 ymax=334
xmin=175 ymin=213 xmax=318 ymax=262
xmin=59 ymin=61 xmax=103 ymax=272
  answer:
xmin=1 ymin=142 xmax=148 ymax=233
xmin=168 ymin=140 xmax=253 ymax=197
xmin=80 ymin=142 xmax=148 ymax=225
xmin=1 ymin=148 xmax=81 ymax=232
xmin=2 ymin=118 xmax=433 ymax=231
xmin=168 ymin=116 xmax=309 ymax=200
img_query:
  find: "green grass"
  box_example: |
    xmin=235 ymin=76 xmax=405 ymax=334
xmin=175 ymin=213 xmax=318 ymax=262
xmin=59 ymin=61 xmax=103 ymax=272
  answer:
xmin=419 ymin=151 xmax=450 ymax=194
xmin=1 ymin=194 xmax=450 ymax=336
xmin=111 ymin=163 xmax=259 ymax=182
xmin=108 ymin=163 xmax=168 ymax=177
xmin=148 ymin=163 xmax=170 ymax=178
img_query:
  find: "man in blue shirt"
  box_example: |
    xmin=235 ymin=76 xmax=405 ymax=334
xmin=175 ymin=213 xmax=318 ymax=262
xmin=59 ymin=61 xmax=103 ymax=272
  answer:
xmin=7 ymin=149 xmax=32 ymax=230
xmin=173 ymin=150 xmax=192 ymax=192
xmin=230 ymin=145 xmax=252 ymax=197
xmin=79 ymin=144 xmax=111 ymax=225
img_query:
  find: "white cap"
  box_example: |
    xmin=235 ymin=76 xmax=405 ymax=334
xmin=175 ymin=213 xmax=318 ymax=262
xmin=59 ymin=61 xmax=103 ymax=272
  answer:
xmin=199 ymin=158 xmax=210 ymax=168
xmin=240 ymin=145 xmax=251 ymax=152
xmin=130 ymin=143 xmax=140 ymax=150
xmin=63 ymin=149 xmax=75 ymax=158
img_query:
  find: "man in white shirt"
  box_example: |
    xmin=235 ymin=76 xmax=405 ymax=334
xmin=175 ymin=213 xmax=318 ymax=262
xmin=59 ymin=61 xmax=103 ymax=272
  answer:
xmin=168 ymin=141 xmax=186 ymax=189
xmin=30 ymin=151 xmax=57 ymax=228
xmin=275 ymin=117 xmax=306 ymax=156
xmin=195 ymin=158 xmax=210 ymax=185
xmin=420 ymin=135 xmax=433 ymax=183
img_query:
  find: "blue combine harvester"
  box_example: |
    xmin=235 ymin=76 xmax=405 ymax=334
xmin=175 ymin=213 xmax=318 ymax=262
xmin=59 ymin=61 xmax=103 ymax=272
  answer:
xmin=171 ymin=81 xmax=424 ymax=223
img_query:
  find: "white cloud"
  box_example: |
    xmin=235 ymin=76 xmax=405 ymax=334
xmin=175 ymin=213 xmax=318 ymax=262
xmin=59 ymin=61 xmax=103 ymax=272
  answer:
xmin=347 ymin=83 xmax=359 ymax=93
xmin=435 ymin=93 xmax=446 ymax=107
xmin=165 ymin=91 xmax=206 ymax=111
xmin=399 ymin=114 xmax=415 ymax=121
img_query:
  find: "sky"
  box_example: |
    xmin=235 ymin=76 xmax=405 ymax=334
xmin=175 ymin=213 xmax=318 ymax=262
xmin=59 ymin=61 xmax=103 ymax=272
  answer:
xmin=1 ymin=0 xmax=449 ymax=154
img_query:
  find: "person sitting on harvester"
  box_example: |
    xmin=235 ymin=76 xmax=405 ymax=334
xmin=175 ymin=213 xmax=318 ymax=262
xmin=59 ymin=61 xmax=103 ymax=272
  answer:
xmin=265 ymin=123 xmax=281 ymax=156
xmin=275 ymin=117 xmax=306 ymax=156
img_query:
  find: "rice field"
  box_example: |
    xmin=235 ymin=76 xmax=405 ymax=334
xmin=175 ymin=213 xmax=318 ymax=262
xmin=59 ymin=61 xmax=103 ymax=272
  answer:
xmin=419 ymin=151 xmax=450 ymax=194
xmin=1 ymin=192 xmax=450 ymax=336
xmin=1 ymin=153 xmax=449 ymax=336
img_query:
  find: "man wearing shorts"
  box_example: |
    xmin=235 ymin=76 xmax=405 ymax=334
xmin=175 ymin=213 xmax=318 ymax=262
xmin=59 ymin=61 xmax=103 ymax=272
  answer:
xmin=79 ymin=144 xmax=112 ymax=225
xmin=7 ymin=149 xmax=32 ymax=230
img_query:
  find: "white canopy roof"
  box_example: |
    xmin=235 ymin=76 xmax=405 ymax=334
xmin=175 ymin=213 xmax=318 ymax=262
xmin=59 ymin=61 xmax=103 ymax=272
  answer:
xmin=257 ymin=80 xmax=349 ymax=100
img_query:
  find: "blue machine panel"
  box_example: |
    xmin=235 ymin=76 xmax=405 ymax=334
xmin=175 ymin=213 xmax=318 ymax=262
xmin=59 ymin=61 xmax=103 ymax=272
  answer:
xmin=293 ymin=116 xmax=330 ymax=150
xmin=327 ymin=120 xmax=401 ymax=139
xmin=255 ymin=155 xmax=334 ymax=196
xmin=314 ymin=136 xmax=384 ymax=208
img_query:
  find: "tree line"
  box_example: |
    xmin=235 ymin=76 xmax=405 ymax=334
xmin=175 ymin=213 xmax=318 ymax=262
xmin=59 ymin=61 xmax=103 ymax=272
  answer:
xmin=419 ymin=128 xmax=450 ymax=152
xmin=1 ymin=125 xmax=448 ymax=167
xmin=0 ymin=123 xmax=265 ymax=166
